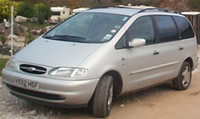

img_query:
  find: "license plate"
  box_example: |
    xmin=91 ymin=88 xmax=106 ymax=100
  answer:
xmin=15 ymin=79 xmax=39 ymax=89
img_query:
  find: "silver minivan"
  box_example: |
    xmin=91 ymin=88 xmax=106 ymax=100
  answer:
xmin=2 ymin=7 xmax=198 ymax=117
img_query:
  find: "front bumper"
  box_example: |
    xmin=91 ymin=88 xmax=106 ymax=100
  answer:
xmin=2 ymin=68 xmax=99 ymax=106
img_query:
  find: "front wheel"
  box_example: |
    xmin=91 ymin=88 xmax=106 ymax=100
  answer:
xmin=173 ymin=62 xmax=192 ymax=90
xmin=92 ymin=75 xmax=114 ymax=117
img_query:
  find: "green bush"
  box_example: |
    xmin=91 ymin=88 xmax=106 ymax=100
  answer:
xmin=25 ymin=33 xmax=35 ymax=44
xmin=0 ymin=34 xmax=7 ymax=47
xmin=0 ymin=58 xmax=8 ymax=76
xmin=17 ymin=2 xmax=34 ymax=18
xmin=34 ymin=3 xmax=51 ymax=24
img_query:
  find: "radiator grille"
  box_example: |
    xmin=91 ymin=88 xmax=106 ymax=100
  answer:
xmin=20 ymin=64 xmax=47 ymax=74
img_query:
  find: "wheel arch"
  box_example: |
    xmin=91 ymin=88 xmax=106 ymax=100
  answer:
xmin=103 ymin=70 xmax=123 ymax=98
xmin=184 ymin=57 xmax=193 ymax=69
xmin=88 ymin=70 xmax=123 ymax=110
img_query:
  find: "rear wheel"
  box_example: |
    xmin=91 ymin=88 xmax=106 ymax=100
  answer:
xmin=173 ymin=62 xmax=192 ymax=90
xmin=92 ymin=75 xmax=113 ymax=117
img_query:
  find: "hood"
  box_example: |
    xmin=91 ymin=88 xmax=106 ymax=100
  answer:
xmin=15 ymin=37 xmax=102 ymax=67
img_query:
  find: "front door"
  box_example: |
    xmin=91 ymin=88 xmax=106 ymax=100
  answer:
xmin=125 ymin=16 xmax=163 ymax=91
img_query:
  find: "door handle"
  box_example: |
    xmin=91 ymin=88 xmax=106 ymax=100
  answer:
xmin=153 ymin=51 xmax=159 ymax=55
xmin=179 ymin=47 xmax=184 ymax=50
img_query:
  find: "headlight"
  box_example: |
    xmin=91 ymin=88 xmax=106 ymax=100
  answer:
xmin=7 ymin=58 xmax=18 ymax=70
xmin=49 ymin=67 xmax=88 ymax=77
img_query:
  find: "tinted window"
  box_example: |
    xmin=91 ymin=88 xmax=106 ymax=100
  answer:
xmin=128 ymin=16 xmax=155 ymax=45
xmin=52 ymin=12 xmax=60 ymax=16
xmin=155 ymin=16 xmax=179 ymax=42
xmin=174 ymin=16 xmax=195 ymax=39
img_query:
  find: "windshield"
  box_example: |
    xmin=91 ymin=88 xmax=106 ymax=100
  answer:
xmin=44 ymin=12 xmax=130 ymax=43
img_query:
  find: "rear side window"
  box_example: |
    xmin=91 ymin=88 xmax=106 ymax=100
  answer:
xmin=154 ymin=16 xmax=179 ymax=42
xmin=173 ymin=16 xmax=195 ymax=39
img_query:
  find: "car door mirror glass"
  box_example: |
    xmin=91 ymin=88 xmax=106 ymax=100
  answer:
xmin=129 ymin=38 xmax=146 ymax=48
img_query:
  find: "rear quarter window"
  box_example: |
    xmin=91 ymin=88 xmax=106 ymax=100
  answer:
xmin=173 ymin=16 xmax=195 ymax=39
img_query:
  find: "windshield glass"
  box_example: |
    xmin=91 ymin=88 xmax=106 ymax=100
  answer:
xmin=44 ymin=12 xmax=130 ymax=43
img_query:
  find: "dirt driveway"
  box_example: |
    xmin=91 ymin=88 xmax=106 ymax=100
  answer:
xmin=0 ymin=50 xmax=200 ymax=119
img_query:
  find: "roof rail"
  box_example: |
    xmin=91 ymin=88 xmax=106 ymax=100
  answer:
xmin=115 ymin=5 xmax=155 ymax=9
xmin=138 ymin=8 xmax=181 ymax=14
xmin=90 ymin=6 xmax=113 ymax=9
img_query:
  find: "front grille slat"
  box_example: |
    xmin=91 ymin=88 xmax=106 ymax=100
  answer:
xmin=20 ymin=64 xmax=47 ymax=74
xmin=20 ymin=66 xmax=46 ymax=73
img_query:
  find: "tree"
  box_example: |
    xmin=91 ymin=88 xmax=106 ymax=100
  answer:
xmin=189 ymin=0 xmax=200 ymax=10
xmin=34 ymin=3 xmax=51 ymax=24
xmin=67 ymin=0 xmax=82 ymax=9
xmin=0 ymin=0 xmax=17 ymax=22
xmin=113 ymin=0 xmax=122 ymax=3
xmin=17 ymin=2 xmax=34 ymax=18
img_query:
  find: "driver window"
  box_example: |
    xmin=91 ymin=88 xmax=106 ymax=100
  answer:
xmin=128 ymin=16 xmax=155 ymax=45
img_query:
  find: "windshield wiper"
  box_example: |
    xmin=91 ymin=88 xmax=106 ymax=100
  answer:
xmin=43 ymin=35 xmax=88 ymax=43
xmin=43 ymin=36 xmax=55 ymax=39
xmin=54 ymin=35 xmax=86 ymax=40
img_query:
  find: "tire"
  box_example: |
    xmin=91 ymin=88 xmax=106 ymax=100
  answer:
xmin=173 ymin=62 xmax=192 ymax=90
xmin=92 ymin=75 xmax=114 ymax=117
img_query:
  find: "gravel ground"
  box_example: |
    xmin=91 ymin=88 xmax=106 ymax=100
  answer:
xmin=0 ymin=83 xmax=55 ymax=119
xmin=0 ymin=48 xmax=200 ymax=119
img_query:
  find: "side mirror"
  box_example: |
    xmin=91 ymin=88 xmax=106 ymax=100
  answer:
xmin=129 ymin=38 xmax=146 ymax=48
